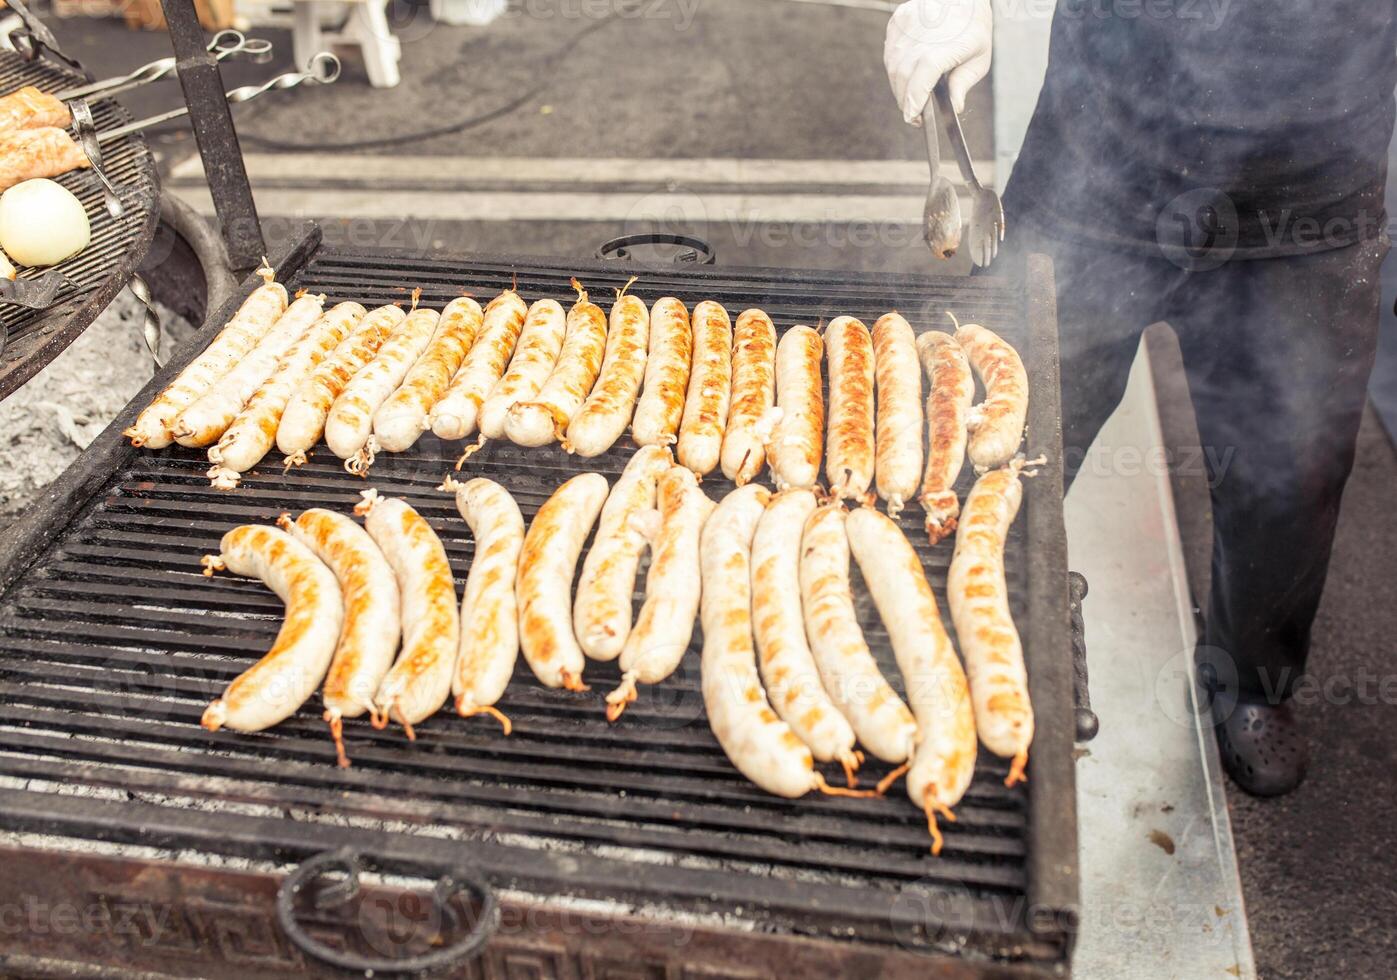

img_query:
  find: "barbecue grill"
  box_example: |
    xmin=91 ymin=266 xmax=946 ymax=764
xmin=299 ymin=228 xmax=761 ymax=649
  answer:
xmin=0 ymin=226 xmax=1077 ymax=978
xmin=0 ymin=51 xmax=160 ymax=401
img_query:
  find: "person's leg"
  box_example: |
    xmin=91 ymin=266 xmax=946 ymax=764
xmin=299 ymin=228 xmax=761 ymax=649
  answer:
xmin=1167 ymin=238 xmax=1387 ymax=794
xmin=988 ymin=223 xmax=1170 ymax=484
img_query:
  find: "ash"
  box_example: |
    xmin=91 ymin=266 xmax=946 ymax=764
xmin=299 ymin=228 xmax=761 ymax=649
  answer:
xmin=0 ymin=291 xmax=188 ymax=528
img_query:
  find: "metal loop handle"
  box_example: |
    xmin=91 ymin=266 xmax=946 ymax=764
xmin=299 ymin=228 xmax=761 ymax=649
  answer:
xmin=595 ymin=233 xmax=716 ymax=265
xmin=276 ymin=847 xmax=499 ymax=975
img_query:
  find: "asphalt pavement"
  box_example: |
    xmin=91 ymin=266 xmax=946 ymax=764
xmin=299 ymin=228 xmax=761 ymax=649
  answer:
xmin=29 ymin=3 xmax=1397 ymax=976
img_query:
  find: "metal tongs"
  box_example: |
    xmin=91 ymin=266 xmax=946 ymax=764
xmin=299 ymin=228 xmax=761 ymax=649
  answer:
xmin=928 ymin=78 xmax=1004 ymax=268
xmin=70 ymin=53 xmax=342 ymax=219
xmin=56 ymin=30 xmax=274 ymax=104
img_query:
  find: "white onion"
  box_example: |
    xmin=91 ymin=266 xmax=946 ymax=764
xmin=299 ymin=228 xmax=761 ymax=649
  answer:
xmin=0 ymin=179 xmax=90 ymax=267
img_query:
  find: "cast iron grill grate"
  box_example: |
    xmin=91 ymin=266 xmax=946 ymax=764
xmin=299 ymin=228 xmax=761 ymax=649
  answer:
xmin=0 ymin=242 xmax=1073 ymax=967
xmin=0 ymin=50 xmax=161 ymax=398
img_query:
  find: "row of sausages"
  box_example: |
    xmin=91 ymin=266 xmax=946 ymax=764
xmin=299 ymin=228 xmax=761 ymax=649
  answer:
xmin=200 ymin=440 xmax=1034 ymax=854
xmin=123 ymin=272 xmax=1028 ymax=546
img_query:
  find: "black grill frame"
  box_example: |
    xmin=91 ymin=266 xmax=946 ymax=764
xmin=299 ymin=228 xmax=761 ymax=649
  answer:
xmin=0 ymin=226 xmax=1075 ymax=976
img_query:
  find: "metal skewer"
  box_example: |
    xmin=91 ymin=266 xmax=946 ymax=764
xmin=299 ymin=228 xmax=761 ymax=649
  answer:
xmin=90 ymin=53 xmax=341 ymax=146
xmin=55 ymin=31 xmax=274 ymax=103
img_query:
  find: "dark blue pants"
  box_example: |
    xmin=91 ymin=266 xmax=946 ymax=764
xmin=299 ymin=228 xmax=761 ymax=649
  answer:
xmin=992 ymin=224 xmax=1386 ymax=701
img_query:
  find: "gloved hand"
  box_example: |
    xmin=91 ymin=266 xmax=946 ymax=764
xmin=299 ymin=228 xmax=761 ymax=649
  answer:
xmin=884 ymin=0 xmax=993 ymax=125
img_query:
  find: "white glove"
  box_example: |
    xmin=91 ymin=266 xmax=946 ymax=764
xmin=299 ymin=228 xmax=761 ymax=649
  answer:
xmin=884 ymin=0 xmax=993 ymax=125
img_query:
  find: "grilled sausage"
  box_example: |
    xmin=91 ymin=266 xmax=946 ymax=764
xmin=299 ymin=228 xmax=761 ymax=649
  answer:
xmin=199 ymin=524 xmax=343 ymax=733
xmin=675 ymin=300 xmax=732 ymax=477
xmin=172 ymin=293 xmax=327 ymax=449
xmin=916 ymin=330 xmax=974 ymax=543
xmin=474 ymin=298 xmax=568 ymax=446
xmin=871 ymin=312 xmax=924 ymax=516
xmin=824 ymin=316 xmax=876 ymax=501
xmin=373 ymin=296 xmax=483 ymax=453
xmin=765 ymin=325 xmax=824 ymax=491
xmin=355 ymin=490 xmax=460 ymax=736
xmin=278 ymin=508 xmax=400 ymax=767
xmin=441 ymin=475 xmax=525 ymax=733
xmin=208 ymin=302 xmax=366 ymax=489
xmin=848 ymin=506 xmax=978 ymax=854
xmin=631 ymin=297 xmax=692 ymax=447
xmin=574 ymin=445 xmax=672 ymax=661
xmin=430 ymin=289 xmax=528 ymax=441
xmin=606 ymin=465 xmax=714 ymax=720
xmin=505 ymin=280 xmax=607 ymax=447
xmin=720 ymin=309 xmax=777 ymax=486
xmin=752 ymin=489 xmax=862 ymax=785
xmin=798 ymin=503 xmax=917 ymax=765
xmin=700 ymin=485 xmax=871 ymax=800
xmin=326 ymin=304 xmax=441 ymax=474
xmin=948 ymin=460 xmax=1035 ymax=787
xmin=125 ymin=267 xmax=288 ymax=449
xmin=277 ymin=305 xmax=406 ymax=466
xmin=564 ymin=280 xmax=650 ymax=456
xmin=956 ymin=321 xmax=1028 ymax=470
xmin=517 ymin=472 xmax=609 ymax=690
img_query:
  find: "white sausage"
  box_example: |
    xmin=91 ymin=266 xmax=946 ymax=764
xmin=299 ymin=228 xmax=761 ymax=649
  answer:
xmin=798 ymin=503 xmax=917 ymax=765
xmin=824 ymin=316 xmax=876 ymax=500
xmin=573 ymin=445 xmax=672 ymax=661
xmin=564 ymin=282 xmax=650 ymax=456
xmin=956 ymin=321 xmax=1028 ymax=470
xmin=373 ymin=296 xmax=483 ymax=452
xmin=125 ymin=267 xmax=287 ymax=449
xmin=476 ymin=298 xmax=567 ymax=443
xmin=441 ymin=475 xmax=524 ymax=733
xmin=326 ymin=305 xmax=440 ymax=473
xmin=355 ymin=490 xmax=460 ymax=735
xmin=505 ymin=280 xmax=607 ymax=448
xmin=847 ymin=506 xmax=978 ymax=854
xmin=917 ymin=330 xmax=974 ymax=543
xmin=720 ymin=308 xmax=777 ymax=486
xmin=172 ymin=292 xmax=326 ymax=448
xmin=631 ymin=297 xmax=692 ymax=447
xmin=871 ymin=312 xmax=924 ymax=516
xmin=606 ymin=465 xmax=714 ymax=720
xmin=948 ymin=460 xmax=1035 ymax=786
xmin=517 ymin=472 xmax=609 ymax=690
xmin=278 ymin=508 xmax=400 ymax=767
xmin=765 ymin=325 xmax=824 ymax=490
xmin=700 ymin=485 xmax=869 ymax=800
xmin=430 ymin=289 xmax=528 ymax=441
xmin=208 ymin=302 xmax=366 ymax=488
xmin=277 ymin=305 xmax=406 ymax=465
xmin=199 ymin=524 xmax=343 ymax=733
xmin=675 ymin=300 xmax=732 ymax=477
xmin=751 ymin=489 xmax=861 ymax=784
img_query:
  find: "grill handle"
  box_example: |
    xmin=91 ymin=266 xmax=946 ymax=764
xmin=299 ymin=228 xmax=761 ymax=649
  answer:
xmin=595 ymin=232 xmax=716 ymax=265
xmin=1069 ymin=571 xmax=1099 ymax=742
xmin=276 ymin=847 xmax=499 ymax=974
